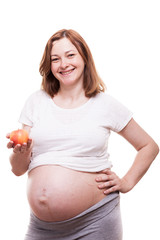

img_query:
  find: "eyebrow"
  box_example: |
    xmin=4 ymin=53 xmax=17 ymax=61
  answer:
xmin=51 ymin=50 xmax=75 ymax=57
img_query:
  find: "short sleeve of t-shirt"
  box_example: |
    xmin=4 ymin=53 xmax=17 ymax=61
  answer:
xmin=19 ymin=90 xmax=44 ymax=126
xmin=99 ymin=93 xmax=133 ymax=132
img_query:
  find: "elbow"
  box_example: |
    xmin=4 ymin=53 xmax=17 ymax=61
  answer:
xmin=155 ymin=143 xmax=159 ymax=156
xmin=11 ymin=168 xmax=27 ymax=177
xmin=151 ymin=140 xmax=159 ymax=160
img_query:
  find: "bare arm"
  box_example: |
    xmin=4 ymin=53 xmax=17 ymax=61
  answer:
xmin=96 ymin=118 xmax=159 ymax=194
xmin=7 ymin=124 xmax=32 ymax=176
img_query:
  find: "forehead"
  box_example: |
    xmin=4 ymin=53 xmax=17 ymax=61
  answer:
xmin=51 ymin=38 xmax=77 ymax=55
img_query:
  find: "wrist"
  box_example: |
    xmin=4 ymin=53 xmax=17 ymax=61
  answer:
xmin=120 ymin=177 xmax=135 ymax=193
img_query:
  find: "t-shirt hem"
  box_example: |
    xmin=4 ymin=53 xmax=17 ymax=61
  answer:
xmin=28 ymin=162 xmax=113 ymax=173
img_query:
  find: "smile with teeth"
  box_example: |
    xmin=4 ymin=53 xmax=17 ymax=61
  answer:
xmin=60 ymin=68 xmax=75 ymax=75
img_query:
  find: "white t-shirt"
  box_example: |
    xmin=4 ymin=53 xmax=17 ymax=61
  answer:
xmin=19 ymin=90 xmax=133 ymax=172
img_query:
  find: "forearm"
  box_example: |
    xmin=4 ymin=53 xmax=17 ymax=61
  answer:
xmin=96 ymin=140 xmax=159 ymax=194
xmin=122 ymin=140 xmax=159 ymax=191
xmin=10 ymin=150 xmax=31 ymax=176
xmin=96 ymin=119 xmax=159 ymax=194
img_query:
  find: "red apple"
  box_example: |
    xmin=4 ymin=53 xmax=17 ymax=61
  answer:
xmin=10 ymin=129 xmax=29 ymax=145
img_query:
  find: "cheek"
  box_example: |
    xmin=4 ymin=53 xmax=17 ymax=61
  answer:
xmin=72 ymin=59 xmax=84 ymax=71
xmin=51 ymin=64 xmax=57 ymax=75
xmin=78 ymin=59 xmax=85 ymax=71
xmin=78 ymin=63 xmax=85 ymax=74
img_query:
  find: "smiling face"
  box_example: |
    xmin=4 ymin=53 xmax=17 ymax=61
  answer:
xmin=50 ymin=38 xmax=85 ymax=89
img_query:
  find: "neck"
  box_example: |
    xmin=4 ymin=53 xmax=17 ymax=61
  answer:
xmin=53 ymin=83 xmax=89 ymax=109
xmin=58 ymin=83 xmax=86 ymax=101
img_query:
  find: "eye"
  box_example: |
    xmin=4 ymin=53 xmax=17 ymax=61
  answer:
xmin=67 ymin=53 xmax=75 ymax=58
xmin=51 ymin=58 xmax=59 ymax=62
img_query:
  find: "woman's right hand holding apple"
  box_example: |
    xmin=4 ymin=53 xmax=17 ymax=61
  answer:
xmin=6 ymin=130 xmax=33 ymax=176
xmin=6 ymin=133 xmax=32 ymax=154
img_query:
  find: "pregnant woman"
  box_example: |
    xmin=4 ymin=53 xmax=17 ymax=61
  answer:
xmin=7 ymin=29 xmax=159 ymax=240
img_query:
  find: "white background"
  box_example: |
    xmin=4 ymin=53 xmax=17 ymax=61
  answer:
xmin=0 ymin=0 xmax=160 ymax=239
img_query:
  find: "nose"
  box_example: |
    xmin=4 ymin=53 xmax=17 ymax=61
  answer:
xmin=60 ymin=57 xmax=69 ymax=69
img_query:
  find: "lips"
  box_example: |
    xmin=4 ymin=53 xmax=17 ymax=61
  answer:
xmin=60 ymin=68 xmax=75 ymax=75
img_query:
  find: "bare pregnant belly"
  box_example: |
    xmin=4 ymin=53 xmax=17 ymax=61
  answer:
xmin=27 ymin=165 xmax=106 ymax=222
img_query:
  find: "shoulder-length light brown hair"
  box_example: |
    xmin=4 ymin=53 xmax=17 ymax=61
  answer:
xmin=39 ymin=29 xmax=106 ymax=98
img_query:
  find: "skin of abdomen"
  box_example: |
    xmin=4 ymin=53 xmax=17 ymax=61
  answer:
xmin=27 ymin=165 xmax=106 ymax=222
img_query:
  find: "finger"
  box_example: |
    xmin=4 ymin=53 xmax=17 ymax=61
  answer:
xmin=20 ymin=143 xmax=27 ymax=153
xmin=13 ymin=144 xmax=21 ymax=153
xmin=98 ymin=179 xmax=117 ymax=189
xmin=101 ymin=169 xmax=113 ymax=174
xmin=104 ymin=186 xmax=118 ymax=195
xmin=7 ymin=141 xmax=14 ymax=149
xmin=6 ymin=133 xmax=10 ymax=139
xmin=27 ymin=138 xmax=32 ymax=149
xmin=96 ymin=174 xmax=114 ymax=182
